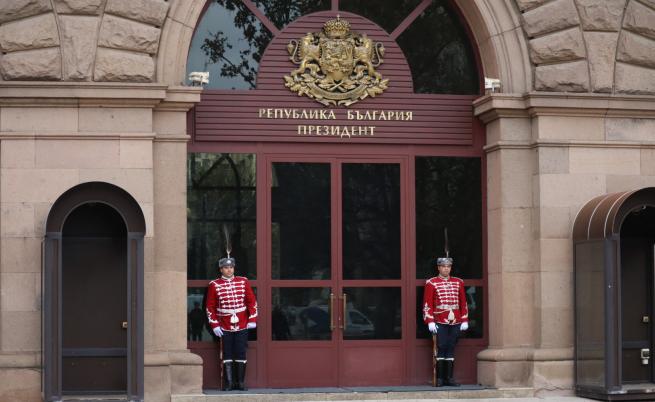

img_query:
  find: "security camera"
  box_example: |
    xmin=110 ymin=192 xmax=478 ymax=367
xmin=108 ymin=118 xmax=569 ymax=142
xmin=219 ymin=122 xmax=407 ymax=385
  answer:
xmin=484 ymin=77 xmax=501 ymax=93
xmin=188 ymin=71 xmax=209 ymax=87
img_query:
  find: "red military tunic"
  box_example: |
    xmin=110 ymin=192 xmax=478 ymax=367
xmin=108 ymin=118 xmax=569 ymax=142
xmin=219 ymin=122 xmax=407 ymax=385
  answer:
xmin=206 ymin=276 xmax=258 ymax=332
xmin=423 ymin=275 xmax=468 ymax=325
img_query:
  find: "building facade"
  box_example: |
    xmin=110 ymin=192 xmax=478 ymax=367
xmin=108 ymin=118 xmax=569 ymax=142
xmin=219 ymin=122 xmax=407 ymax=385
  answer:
xmin=1 ymin=0 xmax=655 ymax=401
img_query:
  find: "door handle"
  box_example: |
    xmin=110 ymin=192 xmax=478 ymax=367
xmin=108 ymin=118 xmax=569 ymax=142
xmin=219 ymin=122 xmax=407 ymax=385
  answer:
xmin=641 ymin=348 xmax=650 ymax=365
xmin=329 ymin=293 xmax=335 ymax=331
xmin=121 ymin=321 xmax=128 ymax=329
xmin=342 ymin=293 xmax=347 ymax=331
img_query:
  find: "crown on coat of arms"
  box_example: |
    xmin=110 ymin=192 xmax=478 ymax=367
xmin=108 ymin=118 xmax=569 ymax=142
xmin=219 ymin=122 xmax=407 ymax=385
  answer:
xmin=323 ymin=15 xmax=350 ymax=38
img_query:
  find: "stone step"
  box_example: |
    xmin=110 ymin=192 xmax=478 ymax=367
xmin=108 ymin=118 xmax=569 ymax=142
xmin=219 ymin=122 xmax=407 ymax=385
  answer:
xmin=172 ymin=386 xmax=536 ymax=401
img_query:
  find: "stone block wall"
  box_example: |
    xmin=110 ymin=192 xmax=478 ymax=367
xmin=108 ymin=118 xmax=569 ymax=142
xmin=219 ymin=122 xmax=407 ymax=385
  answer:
xmin=476 ymin=93 xmax=655 ymax=395
xmin=0 ymin=0 xmax=169 ymax=82
xmin=0 ymin=84 xmax=201 ymax=402
xmin=516 ymin=0 xmax=655 ymax=94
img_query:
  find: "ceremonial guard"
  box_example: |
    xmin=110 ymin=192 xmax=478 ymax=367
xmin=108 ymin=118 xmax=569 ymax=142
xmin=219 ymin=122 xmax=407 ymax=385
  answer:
xmin=206 ymin=256 xmax=258 ymax=391
xmin=423 ymin=250 xmax=469 ymax=387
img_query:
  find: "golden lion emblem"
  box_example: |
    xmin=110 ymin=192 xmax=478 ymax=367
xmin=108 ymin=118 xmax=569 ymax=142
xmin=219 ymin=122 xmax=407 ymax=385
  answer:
xmin=284 ymin=16 xmax=389 ymax=107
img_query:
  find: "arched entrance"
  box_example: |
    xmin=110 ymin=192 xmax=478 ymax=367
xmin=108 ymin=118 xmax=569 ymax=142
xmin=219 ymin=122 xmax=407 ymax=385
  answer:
xmin=43 ymin=182 xmax=145 ymax=401
xmin=185 ymin=0 xmax=486 ymax=389
xmin=574 ymin=187 xmax=655 ymax=400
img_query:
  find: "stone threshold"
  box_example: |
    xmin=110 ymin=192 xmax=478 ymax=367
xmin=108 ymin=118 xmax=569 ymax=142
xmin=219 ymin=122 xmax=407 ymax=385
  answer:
xmin=172 ymin=386 xmax=535 ymax=401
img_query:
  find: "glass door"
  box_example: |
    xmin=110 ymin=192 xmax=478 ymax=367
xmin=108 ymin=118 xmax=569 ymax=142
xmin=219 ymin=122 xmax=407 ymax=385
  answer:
xmin=267 ymin=160 xmax=338 ymax=387
xmin=337 ymin=162 xmax=404 ymax=385
xmin=266 ymin=157 xmax=406 ymax=387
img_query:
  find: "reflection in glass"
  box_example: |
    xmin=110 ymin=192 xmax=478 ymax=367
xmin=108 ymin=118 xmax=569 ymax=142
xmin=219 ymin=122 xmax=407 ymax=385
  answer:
xmin=343 ymin=287 xmax=401 ymax=340
xmin=188 ymin=287 xmax=257 ymax=342
xmin=342 ymin=164 xmax=400 ymax=280
xmin=415 ymin=157 xmax=482 ymax=279
xmin=272 ymin=163 xmax=331 ymax=279
xmin=396 ymin=0 xmax=479 ymax=94
xmin=253 ymin=0 xmax=330 ymax=30
xmin=272 ymin=288 xmax=331 ymax=340
xmin=187 ymin=153 xmax=257 ymax=280
xmin=186 ymin=1 xmax=272 ymax=89
xmin=416 ymin=285 xmax=482 ymax=339
xmin=339 ymin=0 xmax=422 ymax=34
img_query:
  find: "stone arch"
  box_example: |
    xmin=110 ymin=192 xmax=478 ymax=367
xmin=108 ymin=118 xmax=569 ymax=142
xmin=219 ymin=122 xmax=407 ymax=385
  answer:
xmin=156 ymin=0 xmax=533 ymax=93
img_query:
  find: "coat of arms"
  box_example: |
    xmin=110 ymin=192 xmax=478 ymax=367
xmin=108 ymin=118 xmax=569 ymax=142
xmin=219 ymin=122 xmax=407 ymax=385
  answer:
xmin=284 ymin=16 xmax=389 ymax=107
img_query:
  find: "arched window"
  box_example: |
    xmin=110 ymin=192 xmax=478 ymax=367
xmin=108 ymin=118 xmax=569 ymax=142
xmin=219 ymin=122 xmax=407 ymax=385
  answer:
xmin=187 ymin=0 xmax=479 ymax=93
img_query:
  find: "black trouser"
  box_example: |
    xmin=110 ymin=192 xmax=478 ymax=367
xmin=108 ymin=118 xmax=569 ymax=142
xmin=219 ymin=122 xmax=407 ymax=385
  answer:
xmin=222 ymin=329 xmax=249 ymax=362
xmin=436 ymin=324 xmax=460 ymax=359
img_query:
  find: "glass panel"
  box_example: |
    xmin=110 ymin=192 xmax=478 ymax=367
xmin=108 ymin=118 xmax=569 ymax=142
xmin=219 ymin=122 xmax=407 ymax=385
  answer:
xmin=187 ymin=153 xmax=257 ymax=280
xmin=272 ymin=163 xmax=331 ymax=279
xmin=342 ymin=163 xmax=400 ymax=280
xmin=187 ymin=287 xmax=214 ymax=342
xmin=186 ymin=1 xmax=273 ymax=89
xmin=272 ymin=287 xmax=332 ymax=340
xmin=396 ymin=0 xmax=479 ymax=94
xmin=575 ymin=241 xmax=606 ymax=388
xmin=188 ymin=287 xmax=257 ymax=342
xmin=415 ymin=157 xmax=482 ymax=279
xmin=343 ymin=287 xmax=401 ymax=340
xmin=415 ymin=285 xmax=482 ymax=339
xmin=339 ymin=0 xmax=422 ymax=34
xmin=254 ymin=0 xmax=330 ymax=30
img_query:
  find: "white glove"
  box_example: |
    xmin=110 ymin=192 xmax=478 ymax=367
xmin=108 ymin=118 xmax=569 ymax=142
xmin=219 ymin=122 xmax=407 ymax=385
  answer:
xmin=428 ymin=322 xmax=438 ymax=334
xmin=213 ymin=327 xmax=223 ymax=337
xmin=460 ymin=322 xmax=469 ymax=331
xmin=247 ymin=322 xmax=257 ymax=329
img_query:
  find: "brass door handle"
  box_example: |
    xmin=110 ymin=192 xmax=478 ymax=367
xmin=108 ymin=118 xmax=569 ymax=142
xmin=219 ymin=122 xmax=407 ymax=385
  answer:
xmin=329 ymin=293 xmax=335 ymax=331
xmin=122 ymin=321 xmax=128 ymax=329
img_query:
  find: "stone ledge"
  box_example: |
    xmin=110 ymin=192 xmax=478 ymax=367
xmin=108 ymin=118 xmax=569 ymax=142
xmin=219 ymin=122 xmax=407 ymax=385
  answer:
xmin=474 ymin=92 xmax=655 ymax=122
xmin=0 ymin=81 xmax=168 ymax=100
xmin=0 ymin=132 xmax=157 ymax=140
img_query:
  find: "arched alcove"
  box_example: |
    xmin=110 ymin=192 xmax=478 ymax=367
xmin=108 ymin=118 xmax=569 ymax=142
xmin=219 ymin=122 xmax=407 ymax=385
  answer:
xmin=43 ymin=182 xmax=145 ymax=402
xmin=573 ymin=187 xmax=655 ymax=400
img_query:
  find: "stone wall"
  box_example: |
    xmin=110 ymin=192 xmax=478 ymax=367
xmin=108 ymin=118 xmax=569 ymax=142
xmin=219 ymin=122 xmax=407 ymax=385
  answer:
xmin=475 ymin=92 xmax=655 ymax=395
xmin=3 ymin=0 xmax=655 ymax=95
xmin=516 ymin=0 xmax=655 ymax=94
xmin=0 ymin=0 xmax=169 ymax=82
xmin=0 ymin=83 xmax=202 ymax=402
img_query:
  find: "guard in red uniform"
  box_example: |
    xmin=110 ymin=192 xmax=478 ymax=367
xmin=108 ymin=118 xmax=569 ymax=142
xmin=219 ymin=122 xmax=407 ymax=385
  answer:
xmin=206 ymin=257 xmax=258 ymax=391
xmin=423 ymin=256 xmax=469 ymax=386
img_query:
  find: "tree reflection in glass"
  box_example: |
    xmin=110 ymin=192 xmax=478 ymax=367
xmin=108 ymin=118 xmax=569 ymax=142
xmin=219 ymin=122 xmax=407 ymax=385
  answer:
xmin=415 ymin=157 xmax=482 ymax=279
xmin=187 ymin=153 xmax=257 ymax=280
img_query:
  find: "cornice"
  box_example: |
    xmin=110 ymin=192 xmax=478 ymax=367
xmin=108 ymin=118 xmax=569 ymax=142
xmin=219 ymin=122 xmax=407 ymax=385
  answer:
xmin=0 ymin=82 xmax=201 ymax=110
xmin=484 ymin=139 xmax=655 ymax=153
xmin=474 ymin=92 xmax=655 ymax=123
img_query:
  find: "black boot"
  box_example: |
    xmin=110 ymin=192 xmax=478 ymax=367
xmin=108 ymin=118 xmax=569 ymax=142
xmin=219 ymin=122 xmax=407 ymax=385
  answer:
xmin=435 ymin=359 xmax=446 ymax=387
xmin=222 ymin=362 xmax=234 ymax=391
xmin=444 ymin=360 xmax=460 ymax=387
xmin=234 ymin=361 xmax=247 ymax=391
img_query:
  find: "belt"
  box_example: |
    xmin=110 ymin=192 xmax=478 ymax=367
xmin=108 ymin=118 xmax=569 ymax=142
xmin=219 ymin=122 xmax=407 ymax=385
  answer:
xmin=218 ymin=306 xmax=246 ymax=314
xmin=436 ymin=304 xmax=459 ymax=310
